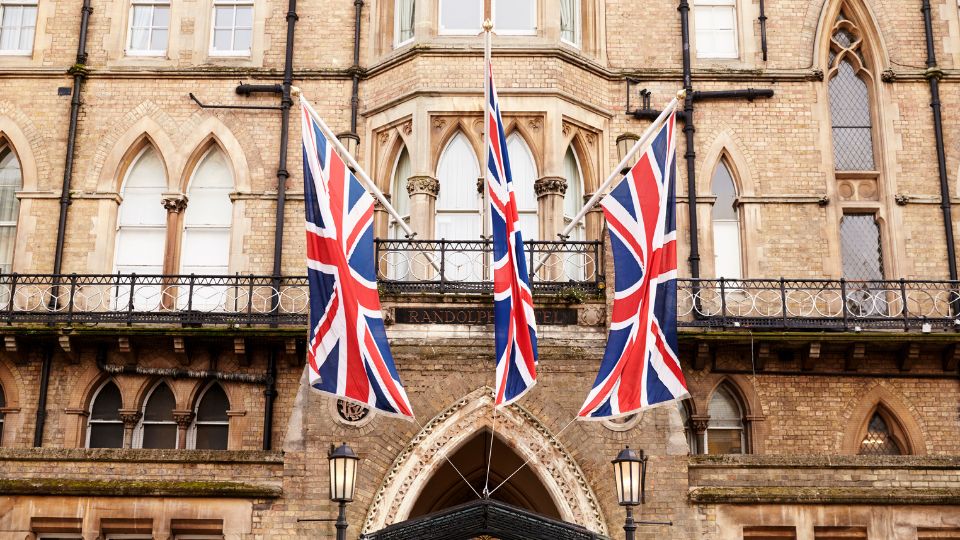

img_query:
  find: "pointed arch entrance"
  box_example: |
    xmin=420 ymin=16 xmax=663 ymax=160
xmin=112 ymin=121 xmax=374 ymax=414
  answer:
xmin=362 ymin=387 xmax=608 ymax=536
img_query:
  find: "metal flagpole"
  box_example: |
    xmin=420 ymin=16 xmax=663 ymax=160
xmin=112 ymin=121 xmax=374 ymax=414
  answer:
xmin=294 ymin=89 xmax=442 ymax=272
xmin=482 ymin=20 xmax=492 ymax=241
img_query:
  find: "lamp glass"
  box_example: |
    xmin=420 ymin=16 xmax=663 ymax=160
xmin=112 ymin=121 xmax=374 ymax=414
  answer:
xmin=328 ymin=443 xmax=359 ymax=502
xmin=612 ymin=446 xmax=643 ymax=506
xmin=616 ymin=134 xmax=640 ymax=163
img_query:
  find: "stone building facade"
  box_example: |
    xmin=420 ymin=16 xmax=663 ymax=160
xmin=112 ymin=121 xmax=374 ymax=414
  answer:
xmin=0 ymin=0 xmax=958 ymax=538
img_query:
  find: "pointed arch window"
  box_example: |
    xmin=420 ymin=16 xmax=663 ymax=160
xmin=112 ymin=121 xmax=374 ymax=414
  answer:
xmin=390 ymin=147 xmax=412 ymax=239
xmin=705 ymin=385 xmax=745 ymax=454
xmin=711 ymin=158 xmax=742 ymax=279
xmin=189 ymin=383 xmax=229 ymax=450
xmin=677 ymin=400 xmax=697 ymax=455
xmin=0 ymin=145 xmax=22 ymax=273
xmin=858 ymin=408 xmax=906 ymax=456
xmin=135 ymin=382 xmax=177 ymax=449
xmin=436 ymin=132 xmax=481 ymax=241
xmin=87 ymin=380 xmax=124 ymax=448
xmin=505 ymin=133 xmax=538 ymax=241
xmin=562 ymin=147 xmax=584 ymax=240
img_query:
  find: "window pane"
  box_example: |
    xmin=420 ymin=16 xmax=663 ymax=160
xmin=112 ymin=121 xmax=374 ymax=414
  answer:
xmin=18 ymin=6 xmax=35 ymax=51
xmin=89 ymin=423 xmax=124 ymax=448
xmin=396 ymin=0 xmax=414 ymax=43
xmin=233 ymin=28 xmax=252 ymax=52
xmin=505 ymin=134 xmax=537 ymax=240
xmin=439 ymin=0 xmax=481 ymax=32
xmin=711 ymin=161 xmax=737 ymax=220
xmin=115 ymin=227 xmax=166 ymax=268
xmin=150 ymin=28 xmax=168 ymax=51
xmin=144 ymin=384 xmax=175 ymax=421
xmin=713 ymin=221 xmax=741 ymax=279
xmin=829 ymin=61 xmax=875 ymax=170
xmin=212 ymin=29 xmax=232 ymax=50
xmin=197 ymin=385 xmax=229 ymax=421
xmin=214 ymin=6 xmax=233 ymax=27
xmin=0 ymin=384 xmax=5 ymax=407
xmin=154 ymin=5 xmax=170 ymax=27
xmin=181 ymin=229 xmax=230 ymax=269
xmin=707 ymin=428 xmax=743 ymax=454
xmin=858 ymin=412 xmax=903 ymax=456
xmin=695 ymin=5 xmax=737 ymax=58
xmin=235 ymin=6 xmax=253 ymax=27
xmin=840 ymin=215 xmax=883 ymax=280
xmin=130 ymin=28 xmax=150 ymax=50
xmin=495 ymin=0 xmax=534 ymax=32
xmin=91 ymin=382 xmax=122 ymax=420
xmin=142 ymin=423 xmax=177 ymax=449
xmin=195 ymin=424 xmax=228 ymax=450
xmin=560 ymin=0 xmax=579 ymax=43
xmin=708 ymin=387 xmax=742 ymax=427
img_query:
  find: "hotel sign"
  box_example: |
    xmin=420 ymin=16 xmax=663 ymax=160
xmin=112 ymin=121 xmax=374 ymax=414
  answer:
xmin=394 ymin=307 xmax=578 ymax=326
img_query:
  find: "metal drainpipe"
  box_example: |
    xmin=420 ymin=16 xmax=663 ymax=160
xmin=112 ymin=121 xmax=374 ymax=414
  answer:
xmin=678 ymin=0 xmax=701 ymax=280
xmin=347 ymin=0 xmax=364 ymax=142
xmin=52 ymin=0 xmax=93 ymax=278
xmin=33 ymin=346 xmax=53 ymax=447
xmin=262 ymin=350 xmax=277 ymax=450
xmin=758 ymin=0 xmax=768 ymax=62
xmin=921 ymin=0 xmax=958 ymax=282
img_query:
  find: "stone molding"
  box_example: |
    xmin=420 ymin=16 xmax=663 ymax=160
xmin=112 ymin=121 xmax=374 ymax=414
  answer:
xmin=161 ymin=192 xmax=188 ymax=213
xmin=406 ymin=175 xmax=439 ymax=197
xmin=534 ymin=176 xmax=567 ymax=198
xmin=361 ymin=386 xmax=608 ymax=535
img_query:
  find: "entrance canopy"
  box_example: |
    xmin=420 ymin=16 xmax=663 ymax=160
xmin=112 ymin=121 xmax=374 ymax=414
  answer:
xmin=361 ymin=498 xmax=609 ymax=540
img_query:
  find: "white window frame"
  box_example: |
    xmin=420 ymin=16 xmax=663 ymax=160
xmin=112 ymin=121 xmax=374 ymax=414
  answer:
xmin=559 ymin=0 xmax=581 ymax=47
xmin=126 ymin=0 xmax=170 ymax=56
xmin=492 ymin=0 xmax=536 ymax=36
xmin=0 ymin=0 xmax=38 ymax=56
xmin=209 ymin=0 xmax=254 ymax=57
xmin=187 ymin=382 xmax=230 ymax=450
xmin=393 ymin=0 xmax=414 ymax=47
xmin=0 ymin=145 xmax=21 ymax=274
xmin=85 ymin=380 xmax=124 ymax=449
xmin=437 ymin=0 xmax=482 ymax=35
xmin=692 ymin=0 xmax=739 ymax=60
xmin=133 ymin=381 xmax=178 ymax=449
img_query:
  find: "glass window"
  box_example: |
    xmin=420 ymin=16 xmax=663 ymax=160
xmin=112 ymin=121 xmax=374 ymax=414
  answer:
xmin=0 ymin=0 xmax=37 ymax=54
xmin=840 ymin=214 xmax=883 ymax=280
xmin=438 ymin=0 xmax=481 ymax=34
xmin=394 ymin=0 xmax=415 ymax=46
xmin=559 ymin=0 xmax=580 ymax=46
xmin=136 ymin=382 xmax=177 ymax=449
xmin=505 ymin=133 xmax=537 ymax=241
xmin=493 ymin=0 xmax=535 ymax=35
xmin=210 ymin=0 xmax=253 ymax=56
xmin=0 ymin=147 xmax=21 ymax=273
xmin=693 ymin=0 xmax=738 ymax=59
xmin=127 ymin=0 xmax=170 ymax=55
xmin=190 ymin=383 xmax=229 ymax=450
xmin=829 ymin=60 xmax=874 ymax=171
xmin=858 ymin=411 xmax=903 ymax=456
xmin=711 ymin=159 xmax=741 ymax=279
xmin=436 ymin=132 xmax=482 ymax=279
xmin=562 ymin=147 xmax=586 ymax=280
xmin=87 ymin=381 xmax=124 ymax=449
xmin=390 ymin=147 xmax=411 ymax=239
xmin=705 ymin=386 xmax=744 ymax=454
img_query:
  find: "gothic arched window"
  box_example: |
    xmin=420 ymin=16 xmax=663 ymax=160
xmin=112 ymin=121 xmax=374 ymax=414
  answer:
xmin=0 ymin=145 xmax=21 ymax=273
xmin=706 ymin=385 xmax=745 ymax=454
xmin=505 ymin=133 xmax=538 ymax=241
xmin=115 ymin=146 xmax=167 ymax=276
xmin=858 ymin=408 xmax=906 ymax=456
xmin=562 ymin=147 xmax=584 ymax=241
xmin=135 ymin=382 xmax=177 ymax=449
xmin=711 ymin=158 xmax=742 ymax=279
xmin=87 ymin=380 xmax=124 ymax=449
xmin=390 ymin=147 xmax=412 ymax=239
xmin=181 ymin=147 xmax=233 ymax=276
xmin=436 ymin=132 xmax=481 ymax=241
xmin=189 ymin=383 xmax=230 ymax=450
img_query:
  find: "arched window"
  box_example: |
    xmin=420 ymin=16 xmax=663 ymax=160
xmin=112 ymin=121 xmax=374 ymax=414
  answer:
xmin=390 ymin=147 xmax=412 ymax=239
xmin=135 ymin=382 xmax=177 ymax=449
xmin=87 ymin=380 xmax=124 ymax=448
xmin=115 ymin=146 xmax=167 ymax=275
xmin=0 ymin=145 xmax=22 ymax=273
xmin=562 ymin=148 xmax=584 ymax=241
xmin=705 ymin=385 xmax=745 ymax=454
xmin=189 ymin=383 xmax=229 ymax=450
xmin=436 ymin=132 xmax=481 ymax=241
xmin=677 ymin=400 xmax=697 ymax=455
xmin=711 ymin=159 xmax=742 ymax=279
xmin=858 ymin=408 xmax=905 ymax=456
xmin=181 ymin=147 xmax=233 ymax=276
xmin=505 ymin=133 xmax=538 ymax=241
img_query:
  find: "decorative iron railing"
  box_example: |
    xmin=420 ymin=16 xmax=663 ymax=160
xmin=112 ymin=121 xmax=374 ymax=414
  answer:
xmin=373 ymin=239 xmax=605 ymax=295
xmin=678 ymin=278 xmax=960 ymax=330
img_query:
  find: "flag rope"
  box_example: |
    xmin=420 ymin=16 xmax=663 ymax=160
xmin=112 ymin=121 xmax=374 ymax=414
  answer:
xmin=486 ymin=414 xmax=579 ymax=498
xmin=481 ymin=15 xmax=497 ymax=501
xmin=413 ymin=415 xmax=482 ymax=500
xmin=483 ymin=405 xmax=498 ymax=497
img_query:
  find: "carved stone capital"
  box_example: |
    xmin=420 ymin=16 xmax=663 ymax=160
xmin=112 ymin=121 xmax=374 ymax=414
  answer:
xmin=161 ymin=193 xmax=188 ymax=213
xmin=118 ymin=409 xmax=142 ymax=427
xmin=373 ymin=193 xmax=391 ymax=211
xmin=691 ymin=415 xmax=710 ymax=434
xmin=406 ymin=175 xmax=440 ymax=198
xmin=172 ymin=410 xmax=195 ymax=428
xmin=534 ymin=176 xmax=567 ymax=198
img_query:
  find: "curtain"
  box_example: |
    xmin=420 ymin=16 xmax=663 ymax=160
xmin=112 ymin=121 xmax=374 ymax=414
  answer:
xmin=129 ymin=5 xmax=152 ymax=50
xmin=560 ymin=0 xmax=577 ymax=44
xmin=397 ymin=0 xmax=414 ymax=43
xmin=0 ymin=149 xmax=21 ymax=273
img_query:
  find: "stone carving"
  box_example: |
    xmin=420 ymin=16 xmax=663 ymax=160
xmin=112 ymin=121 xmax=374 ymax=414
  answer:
xmin=119 ymin=410 xmax=142 ymax=427
xmin=578 ymin=305 xmax=605 ymax=327
xmin=432 ymin=118 xmax=447 ymax=130
xmin=173 ymin=411 xmax=195 ymax=429
xmin=561 ymin=122 xmax=571 ymax=137
xmin=406 ymin=176 xmax=440 ymax=197
xmin=836 ymin=178 xmax=878 ymax=201
xmin=161 ymin=194 xmax=188 ymax=213
xmin=401 ymin=120 xmax=412 ymax=136
xmin=361 ymin=386 xmax=608 ymax=535
xmin=534 ymin=176 xmax=567 ymax=197
xmin=527 ymin=118 xmax=542 ymax=131
xmin=378 ymin=130 xmax=390 ymax=145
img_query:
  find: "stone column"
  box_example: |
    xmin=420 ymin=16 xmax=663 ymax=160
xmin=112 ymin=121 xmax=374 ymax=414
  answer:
xmin=535 ymin=176 xmax=567 ymax=281
xmin=118 ymin=409 xmax=142 ymax=449
xmin=584 ymin=193 xmax=606 ymax=283
xmin=692 ymin=416 xmax=710 ymax=455
xmin=406 ymin=176 xmax=440 ymax=279
xmin=160 ymin=193 xmax=188 ymax=309
xmin=373 ymin=196 xmax=391 ymax=279
xmin=173 ymin=410 xmax=194 ymax=449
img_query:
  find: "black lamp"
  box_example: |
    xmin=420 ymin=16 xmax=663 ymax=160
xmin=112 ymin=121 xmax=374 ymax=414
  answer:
xmin=612 ymin=446 xmax=647 ymax=540
xmin=329 ymin=442 xmax=359 ymax=540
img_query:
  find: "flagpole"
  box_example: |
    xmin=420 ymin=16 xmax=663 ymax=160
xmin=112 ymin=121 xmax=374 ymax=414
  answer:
xmin=557 ymin=91 xmax=685 ymax=240
xmin=482 ymin=19 xmax=493 ymax=243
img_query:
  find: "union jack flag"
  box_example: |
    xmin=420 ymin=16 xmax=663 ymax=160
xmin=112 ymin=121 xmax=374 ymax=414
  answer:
xmin=300 ymin=98 xmax=414 ymax=419
xmin=486 ymin=61 xmax=538 ymax=407
xmin=579 ymin=111 xmax=689 ymax=419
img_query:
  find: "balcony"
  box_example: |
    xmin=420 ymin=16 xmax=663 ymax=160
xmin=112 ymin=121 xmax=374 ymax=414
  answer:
xmin=0 ymin=240 xmax=955 ymax=332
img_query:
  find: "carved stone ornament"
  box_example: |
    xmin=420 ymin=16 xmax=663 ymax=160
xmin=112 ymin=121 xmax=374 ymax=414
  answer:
xmin=691 ymin=415 xmax=710 ymax=434
xmin=401 ymin=120 xmax=412 ymax=136
xmin=361 ymin=386 xmax=609 ymax=535
xmin=172 ymin=410 xmax=195 ymax=429
xmin=378 ymin=130 xmax=391 ymax=145
xmin=161 ymin=193 xmax=188 ymax=213
xmin=527 ymin=118 xmax=542 ymax=131
xmin=432 ymin=118 xmax=447 ymax=130
xmin=118 ymin=410 xmax=142 ymax=427
xmin=406 ymin=176 xmax=440 ymax=197
xmin=534 ymin=176 xmax=568 ymax=197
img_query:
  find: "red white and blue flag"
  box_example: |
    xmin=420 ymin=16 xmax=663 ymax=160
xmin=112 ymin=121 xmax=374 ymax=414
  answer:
xmin=300 ymin=98 xmax=414 ymax=419
xmin=486 ymin=61 xmax=538 ymax=407
xmin=579 ymin=111 xmax=689 ymax=419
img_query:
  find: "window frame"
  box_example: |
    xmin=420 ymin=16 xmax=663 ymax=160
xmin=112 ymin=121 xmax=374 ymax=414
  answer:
xmin=188 ymin=382 xmax=230 ymax=450
xmin=85 ymin=380 xmax=124 ymax=449
xmin=0 ymin=145 xmax=22 ymax=274
xmin=491 ymin=0 xmax=536 ymax=36
xmin=704 ymin=385 xmax=747 ymax=455
xmin=393 ymin=0 xmax=415 ymax=48
xmin=0 ymin=0 xmax=38 ymax=56
xmin=692 ymin=0 xmax=739 ymax=60
xmin=559 ymin=0 xmax=581 ymax=47
xmin=133 ymin=381 xmax=178 ymax=449
xmin=125 ymin=0 xmax=171 ymax=57
xmin=437 ymin=0 xmax=482 ymax=35
xmin=208 ymin=0 xmax=254 ymax=57
xmin=710 ymin=157 xmax=743 ymax=280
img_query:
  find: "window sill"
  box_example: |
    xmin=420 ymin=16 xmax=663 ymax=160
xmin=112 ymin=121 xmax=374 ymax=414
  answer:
xmin=0 ymin=447 xmax=283 ymax=464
